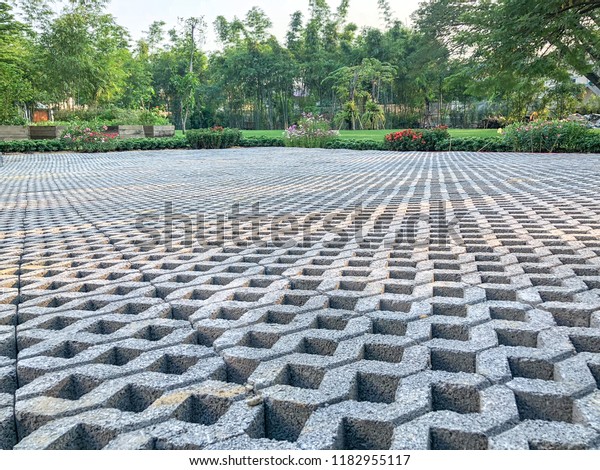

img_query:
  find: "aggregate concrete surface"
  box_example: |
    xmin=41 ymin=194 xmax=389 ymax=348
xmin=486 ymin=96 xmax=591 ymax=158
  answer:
xmin=1 ymin=148 xmax=600 ymax=450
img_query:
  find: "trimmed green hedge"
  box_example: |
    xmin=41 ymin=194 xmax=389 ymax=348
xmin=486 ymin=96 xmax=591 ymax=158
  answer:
xmin=0 ymin=137 xmax=189 ymax=153
xmin=574 ymin=133 xmax=600 ymax=153
xmin=185 ymin=128 xmax=242 ymax=149
xmin=1 ymin=132 xmax=600 ymax=154
xmin=239 ymin=137 xmax=285 ymax=147
xmin=325 ymin=139 xmax=386 ymax=151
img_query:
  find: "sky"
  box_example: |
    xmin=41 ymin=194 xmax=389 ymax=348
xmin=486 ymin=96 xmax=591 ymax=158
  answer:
xmin=106 ymin=0 xmax=423 ymax=51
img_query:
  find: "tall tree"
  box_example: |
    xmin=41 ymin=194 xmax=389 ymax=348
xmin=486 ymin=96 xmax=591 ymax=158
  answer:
xmin=0 ymin=1 xmax=34 ymax=122
xmin=35 ymin=1 xmax=130 ymax=106
xmin=415 ymin=0 xmax=600 ymax=88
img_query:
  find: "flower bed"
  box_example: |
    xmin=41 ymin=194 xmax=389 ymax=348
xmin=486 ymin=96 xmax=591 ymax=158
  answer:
xmin=61 ymin=123 xmax=119 ymax=151
xmin=502 ymin=120 xmax=589 ymax=153
xmin=385 ymin=126 xmax=450 ymax=151
xmin=284 ymin=113 xmax=339 ymax=148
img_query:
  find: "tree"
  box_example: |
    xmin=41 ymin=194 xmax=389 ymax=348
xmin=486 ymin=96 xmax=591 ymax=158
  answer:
xmin=415 ymin=0 xmax=600 ymax=88
xmin=326 ymin=58 xmax=396 ymax=129
xmin=174 ymin=17 xmax=206 ymax=132
xmin=0 ymin=1 xmax=34 ymax=122
xmin=210 ymin=8 xmax=296 ymax=129
xmin=35 ymin=1 xmax=130 ymax=106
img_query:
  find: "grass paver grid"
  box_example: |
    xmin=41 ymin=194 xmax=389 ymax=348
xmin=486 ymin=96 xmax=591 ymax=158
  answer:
xmin=0 ymin=148 xmax=599 ymax=450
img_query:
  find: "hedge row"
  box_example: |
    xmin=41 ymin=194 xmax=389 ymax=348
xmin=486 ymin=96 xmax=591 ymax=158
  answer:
xmin=186 ymin=128 xmax=241 ymax=149
xmin=1 ymin=133 xmax=600 ymax=154
xmin=0 ymin=137 xmax=189 ymax=153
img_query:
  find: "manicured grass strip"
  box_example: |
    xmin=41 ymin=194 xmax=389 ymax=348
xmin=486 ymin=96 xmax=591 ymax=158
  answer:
xmin=240 ymin=129 xmax=500 ymax=140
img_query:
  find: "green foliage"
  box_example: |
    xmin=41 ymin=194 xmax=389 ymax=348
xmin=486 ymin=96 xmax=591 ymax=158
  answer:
xmin=239 ymin=136 xmax=284 ymax=147
xmin=362 ymin=100 xmax=386 ymax=130
xmin=0 ymin=136 xmax=188 ymax=153
xmin=577 ymin=133 xmax=600 ymax=154
xmin=384 ymin=129 xmax=427 ymax=151
xmin=422 ymin=125 xmax=451 ymax=148
xmin=2 ymin=1 xmax=599 ymax=134
xmin=112 ymin=136 xmax=188 ymax=152
xmin=53 ymin=107 xmax=170 ymax=126
xmin=503 ymin=121 xmax=590 ymax=153
xmin=577 ymin=96 xmax=600 ymax=115
xmin=61 ymin=122 xmax=119 ymax=151
xmin=0 ymin=1 xmax=34 ymax=123
xmin=415 ymin=0 xmax=600 ymax=90
xmin=385 ymin=126 xmax=450 ymax=151
xmin=0 ymin=138 xmax=67 ymax=153
xmin=284 ymin=113 xmax=339 ymax=148
xmin=324 ymin=139 xmax=386 ymax=151
xmin=36 ymin=2 xmax=131 ymax=106
xmin=185 ymin=127 xmax=242 ymax=149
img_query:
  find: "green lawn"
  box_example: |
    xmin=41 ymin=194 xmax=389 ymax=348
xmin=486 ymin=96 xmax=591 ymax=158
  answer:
xmin=172 ymin=127 xmax=600 ymax=140
xmin=241 ymin=129 xmax=499 ymax=140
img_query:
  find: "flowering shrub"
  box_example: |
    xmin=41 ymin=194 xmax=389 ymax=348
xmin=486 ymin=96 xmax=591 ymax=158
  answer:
xmin=61 ymin=123 xmax=118 ymax=151
xmin=284 ymin=113 xmax=339 ymax=148
xmin=385 ymin=129 xmax=426 ymax=151
xmin=385 ymin=126 xmax=450 ymax=151
xmin=503 ymin=120 xmax=589 ymax=153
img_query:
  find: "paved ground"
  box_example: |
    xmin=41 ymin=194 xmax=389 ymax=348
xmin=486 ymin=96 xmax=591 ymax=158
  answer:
xmin=1 ymin=148 xmax=600 ymax=450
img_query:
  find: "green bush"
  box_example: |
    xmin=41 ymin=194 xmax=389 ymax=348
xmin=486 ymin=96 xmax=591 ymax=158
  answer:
xmin=113 ymin=137 xmax=188 ymax=151
xmin=422 ymin=126 xmax=451 ymax=149
xmin=503 ymin=120 xmax=589 ymax=153
xmin=0 ymin=116 xmax=28 ymax=125
xmin=284 ymin=113 xmax=340 ymax=148
xmin=60 ymin=123 xmax=119 ymax=152
xmin=325 ymin=139 xmax=386 ymax=151
xmin=53 ymin=107 xmax=171 ymax=126
xmin=385 ymin=126 xmax=450 ymax=151
xmin=0 ymin=139 xmax=68 ymax=153
xmin=576 ymin=133 xmax=600 ymax=153
xmin=239 ymin=137 xmax=285 ymax=147
xmin=185 ymin=127 xmax=242 ymax=149
xmin=0 ymin=136 xmax=188 ymax=153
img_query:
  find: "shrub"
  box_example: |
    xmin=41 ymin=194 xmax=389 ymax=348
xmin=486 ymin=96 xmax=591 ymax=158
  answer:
xmin=0 ymin=136 xmax=189 ymax=153
xmin=185 ymin=127 xmax=242 ymax=149
xmin=502 ymin=120 xmax=590 ymax=153
xmin=385 ymin=126 xmax=450 ymax=151
xmin=284 ymin=113 xmax=339 ymax=148
xmin=385 ymin=129 xmax=426 ymax=151
xmin=0 ymin=116 xmax=28 ymax=125
xmin=576 ymin=132 xmax=600 ymax=153
xmin=112 ymin=137 xmax=188 ymax=152
xmin=61 ymin=123 xmax=119 ymax=152
xmin=53 ymin=107 xmax=172 ymax=126
xmin=137 ymin=107 xmax=171 ymax=126
xmin=239 ymin=137 xmax=285 ymax=147
xmin=0 ymin=139 xmax=67 ymax=153
xmin=325 ymin=139 xmax=386 ymax=151
xmin=422 ymin=126 xmax=451 ymax=149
